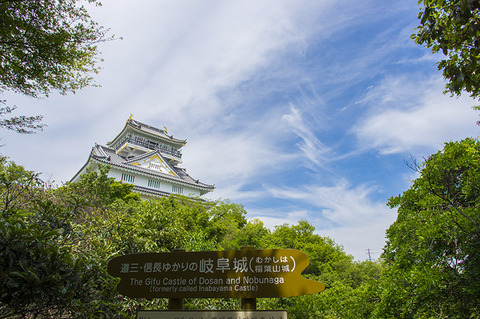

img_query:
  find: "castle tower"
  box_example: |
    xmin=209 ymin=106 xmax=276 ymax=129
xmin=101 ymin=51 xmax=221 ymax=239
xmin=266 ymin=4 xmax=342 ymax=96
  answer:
xmin=71 ymin=117 xmax=214 ymax=198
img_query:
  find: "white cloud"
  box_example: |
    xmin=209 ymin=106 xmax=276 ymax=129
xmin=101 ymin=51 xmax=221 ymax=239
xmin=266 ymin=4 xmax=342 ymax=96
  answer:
xmin=264 ymin=180 xmax=396 ymax=260
xmin=282 ymin=104 xmax=331 ymax=168
xmin=321 ymin=213 xmax=394 ymax=261
xmin=89 ymin=1 xmax=314 ymax=125
xmin=354 ymin=75 xmax=479 ymax=155
xmin=182 ymin=132 xmax=280 ymax=186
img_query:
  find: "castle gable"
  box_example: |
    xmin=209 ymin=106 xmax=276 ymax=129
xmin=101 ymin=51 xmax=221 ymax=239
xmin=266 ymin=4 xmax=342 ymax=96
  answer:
xmin=126 ymin=152 xmax=177 ymax=176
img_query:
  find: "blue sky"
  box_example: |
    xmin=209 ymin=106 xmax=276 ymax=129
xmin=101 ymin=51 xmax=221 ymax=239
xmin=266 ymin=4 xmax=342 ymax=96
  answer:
xmin=2 ymin=0 xmax=479 ymax=260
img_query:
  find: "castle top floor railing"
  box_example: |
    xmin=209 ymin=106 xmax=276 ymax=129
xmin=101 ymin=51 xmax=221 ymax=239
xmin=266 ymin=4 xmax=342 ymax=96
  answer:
xmin=117 ymin=137 xmax=182 ymax=158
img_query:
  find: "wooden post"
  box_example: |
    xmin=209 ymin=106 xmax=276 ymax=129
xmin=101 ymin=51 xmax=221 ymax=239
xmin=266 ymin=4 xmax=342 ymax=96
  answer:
xmin=241 ymin=298 xmax=257 ymax=310
xmin=168 ymin=249 xmax=185 ymax=310
xmin=240 ymin=246 xmax=257 ymax=310
xmin=168 ymin=298 xmax=184 ymax=310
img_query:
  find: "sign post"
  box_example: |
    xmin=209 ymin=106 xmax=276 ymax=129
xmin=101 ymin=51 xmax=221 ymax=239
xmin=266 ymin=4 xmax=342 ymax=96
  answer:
xmin=167 ymin=298 xmax=183 ymax=310
xmin=108 ymin=247 xmax=325 ymax=316
xmin=168 ymin=249 xmax=185 ymax=310
xmin=240 ymin=247 xmax=256 ymax=310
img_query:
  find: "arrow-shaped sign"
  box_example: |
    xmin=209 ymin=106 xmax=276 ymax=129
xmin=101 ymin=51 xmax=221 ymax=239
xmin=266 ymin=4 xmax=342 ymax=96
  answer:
xmin=108 ymin=248 xmax=325 ymax=299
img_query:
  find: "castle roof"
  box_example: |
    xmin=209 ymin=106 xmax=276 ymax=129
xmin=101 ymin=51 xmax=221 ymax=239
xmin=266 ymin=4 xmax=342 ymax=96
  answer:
xmin=107 ymin=118 xmax=186 ymax=148
xmin=72 ymin=144 xmax=214 ymax=193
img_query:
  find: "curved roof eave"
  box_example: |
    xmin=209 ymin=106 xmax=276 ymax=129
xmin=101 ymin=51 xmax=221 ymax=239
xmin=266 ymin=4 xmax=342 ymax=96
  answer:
xmin=70 ymin=149 xmax=98 ymax=183
xmin=107 ymin=119 xmax=186 ymax=147
xmin=92 ymin=154 xmax=215 ymax=191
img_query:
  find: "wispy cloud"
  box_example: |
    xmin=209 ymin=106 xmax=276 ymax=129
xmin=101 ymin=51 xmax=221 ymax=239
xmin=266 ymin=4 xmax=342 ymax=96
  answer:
xmin=353 ymin=75 xmax=479 ymax=155
xmin=261 ymin=179 xmax=395 ymax=259
xmin=282 ymin=105 xmax=331 ymax=168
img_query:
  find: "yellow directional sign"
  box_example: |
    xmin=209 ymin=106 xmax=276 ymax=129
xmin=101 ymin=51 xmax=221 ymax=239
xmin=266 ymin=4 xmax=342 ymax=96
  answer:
xmin=107 ymin=248 xmax=325 ymax=299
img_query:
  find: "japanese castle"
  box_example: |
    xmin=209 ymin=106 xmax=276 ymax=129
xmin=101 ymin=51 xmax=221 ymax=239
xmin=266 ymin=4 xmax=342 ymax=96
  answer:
xmin=71 ymin=117 xmax=215 ymax=198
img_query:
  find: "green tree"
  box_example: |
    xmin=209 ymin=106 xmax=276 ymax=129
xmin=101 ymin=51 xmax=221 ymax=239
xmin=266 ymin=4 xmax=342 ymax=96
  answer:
xmin=205 ymin=199 xmax=248 ymax=248
xmin=59 ymin=165 xmax=140 ymax=209
xmin=0 ymin=103 xmax=44 ymax=134
xmin=0 ymin=218 xmax=122 ymax=318
xmin=0 ymin=159 xmax=123 ymax=318
xmin=0 ymin=0 xmax=112 ymax=133
xmin=259 ymin=221 xmax=383 ymax=319
xmin=375 ymin=138 xmax=480 ymax=318
xmin=0 ymin=157 xmax=42 ymax=216
xmin=413 ymin=0 xmax=480 ymax=99
xmin=221 ymin=219 xmax=270 ymax=250
xmin=264 ymin=220 xmax=351 ymax=276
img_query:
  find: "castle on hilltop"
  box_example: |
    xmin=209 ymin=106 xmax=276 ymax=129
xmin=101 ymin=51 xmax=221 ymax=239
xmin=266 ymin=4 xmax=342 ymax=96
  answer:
xmin=71 ymin=117 xmax=214 ymax=198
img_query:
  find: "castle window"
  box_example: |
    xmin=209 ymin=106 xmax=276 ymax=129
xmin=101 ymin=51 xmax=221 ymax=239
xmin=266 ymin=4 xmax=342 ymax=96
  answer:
xmin=148 ymin=140 xmax=158 ymax=149
xmin=148 ymin=162 xmax=162 ymax=171
xmin=121 ymin=173 xmax=135 ymax=183
xmin=148 ymin=179 xmax=161 ymax=189
xmin=172 ymin=185 xmax=183 ymax=194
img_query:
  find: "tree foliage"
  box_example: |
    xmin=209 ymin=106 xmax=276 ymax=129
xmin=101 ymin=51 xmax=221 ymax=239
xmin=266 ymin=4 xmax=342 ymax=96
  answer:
xmin=376 ymin=138 xmax=480 ymax=318
xmin=0 ymin=0 xmax=112 ymax=133
xmin=259 ymin=221 xmax=382 ymax=319
xmin=413 ymin=0 xmax=480 ymax=99
xmin=60 ymin=165 xmax=140 ymax=208
xmin=0 ymin=162 xmax=117 ymax=317
xmin=0 ymin=104 xmax=45 ymax=134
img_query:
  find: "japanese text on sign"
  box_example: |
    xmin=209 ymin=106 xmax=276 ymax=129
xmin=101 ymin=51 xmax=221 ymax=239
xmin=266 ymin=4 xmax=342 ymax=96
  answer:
xmin=119 ymin=255 xmax=295 ymax=275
